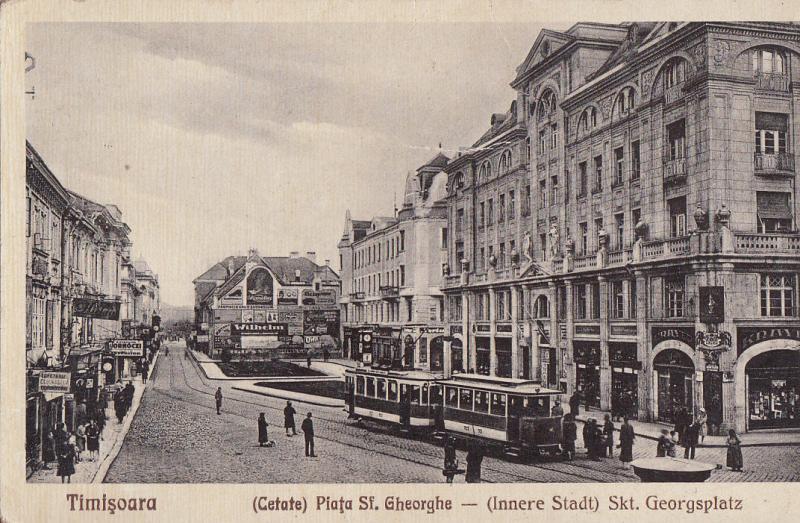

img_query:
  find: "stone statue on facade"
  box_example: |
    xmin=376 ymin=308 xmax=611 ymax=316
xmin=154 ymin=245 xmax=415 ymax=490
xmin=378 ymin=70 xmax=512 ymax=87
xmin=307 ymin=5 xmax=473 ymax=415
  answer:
xmin=522 ymin=232 xmax=533 ymax=264
xmin=548 ymin=223 xmax=560 ymax=259
xmin=694 ymin=204 xmax=709 ymax=230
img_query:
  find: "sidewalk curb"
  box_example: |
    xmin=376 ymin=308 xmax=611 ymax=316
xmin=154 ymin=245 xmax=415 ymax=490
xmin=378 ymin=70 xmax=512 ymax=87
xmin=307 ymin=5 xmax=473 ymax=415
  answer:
xmin=231 ymin=385 xmax=344 ymax=408
xmin=91 ymin=352 xmax=159 ymax=483
xmin=189 ymin=350 xmax=343 ymax=381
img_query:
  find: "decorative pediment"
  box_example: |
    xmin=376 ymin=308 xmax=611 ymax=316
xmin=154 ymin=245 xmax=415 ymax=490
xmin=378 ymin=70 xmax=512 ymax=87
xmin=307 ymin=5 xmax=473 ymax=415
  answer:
xmin=515 ymin=30 xmax=573 ymax=81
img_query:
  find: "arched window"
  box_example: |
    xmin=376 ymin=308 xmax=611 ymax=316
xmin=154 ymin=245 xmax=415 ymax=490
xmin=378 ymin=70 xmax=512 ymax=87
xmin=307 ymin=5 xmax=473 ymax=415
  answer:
xmin=617 ymin=87 xmax=636 ymax=115
xmin=534 ymin=295 xmax=550 ymax=319
xmin=455 ymin=172 xmax=465 ymax=189
xmin=479 ymin=161 xmax=491 ymax=183
xmin=663 ymin=58 xmax=687 ymax=89
xmin=499 ymin=150 xmax=512 ymax=174
xmin=579 ymin=107 xmax=597 ymax=133
xmin=537 ymin=90 xmax=557 ymax=122
xmin=752 ymin=47 xmax=786 ymax=75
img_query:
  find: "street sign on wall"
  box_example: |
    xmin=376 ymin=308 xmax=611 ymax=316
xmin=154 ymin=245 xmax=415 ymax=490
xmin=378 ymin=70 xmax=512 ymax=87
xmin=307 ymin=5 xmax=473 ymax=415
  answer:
xmin=73 ymin=298 xmax=120 ymax=320
xmin=109 ymin=339 xmax=144 ymax=357
xmin=39 ymin=371 xmax=71 ymax=393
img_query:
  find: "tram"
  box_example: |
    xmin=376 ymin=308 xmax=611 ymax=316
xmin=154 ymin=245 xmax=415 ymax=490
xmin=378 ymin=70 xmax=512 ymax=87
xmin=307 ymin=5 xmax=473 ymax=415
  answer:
xmin=439 ymin=374 xmax=564 ymax=457
xmin=344 ymin=366 xmax=445 ymax=431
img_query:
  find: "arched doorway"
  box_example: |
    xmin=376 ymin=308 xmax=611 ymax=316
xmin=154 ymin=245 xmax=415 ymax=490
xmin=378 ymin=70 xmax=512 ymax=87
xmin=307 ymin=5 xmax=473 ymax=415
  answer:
xmin=653 ymin=348 xmax=695 ymax=422
xmin=429 ymin=337 xmax=443 ymax=372
xmin=746 ymin=350 xmax=800 ymax=429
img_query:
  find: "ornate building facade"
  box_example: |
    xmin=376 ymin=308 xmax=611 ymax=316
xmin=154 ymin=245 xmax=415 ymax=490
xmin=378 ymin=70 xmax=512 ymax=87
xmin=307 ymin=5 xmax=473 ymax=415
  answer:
xmin=338 ymin=154 xmax=450 ymax=371
xmin=442 ymin=22 xmax=800 ymax=433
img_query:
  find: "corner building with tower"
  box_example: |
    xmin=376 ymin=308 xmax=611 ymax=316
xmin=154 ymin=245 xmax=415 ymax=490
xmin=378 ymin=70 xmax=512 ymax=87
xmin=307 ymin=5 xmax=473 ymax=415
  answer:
xmin=441 ymin=22 xmax=800 ymax=433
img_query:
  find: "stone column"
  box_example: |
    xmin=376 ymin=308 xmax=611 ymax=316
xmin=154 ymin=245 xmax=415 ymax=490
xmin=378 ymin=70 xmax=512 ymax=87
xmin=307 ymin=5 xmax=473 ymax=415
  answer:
xmin=467 ymin=291 xmax=476 ymax=373
xmin=564 ymin=280 xmax=575 ymax=395
xmin=635 ymin=270 xmax=650 ymax=421
xmin=548 ymin=281 xmax=559 ymax=389
xmin=489 ymin=288 xmax=497 ymax=376
xmin=510 ymin=285 xmax=520 ymax=378
xmin=598 ymin=275 xmax=612 ymax=411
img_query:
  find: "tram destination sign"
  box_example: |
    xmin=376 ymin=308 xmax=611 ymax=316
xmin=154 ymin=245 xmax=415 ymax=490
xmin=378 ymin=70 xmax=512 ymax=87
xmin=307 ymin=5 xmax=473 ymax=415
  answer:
xmin=737 ymin=326 xmax=800 ymax=356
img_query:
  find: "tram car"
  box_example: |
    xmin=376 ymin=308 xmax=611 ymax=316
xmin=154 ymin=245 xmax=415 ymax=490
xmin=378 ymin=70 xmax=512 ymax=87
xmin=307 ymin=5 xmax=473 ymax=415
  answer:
xmin=439 ymin=374 xmax=564 ymax=457
xmin=344 ymin=366 xmax=445 ymax=431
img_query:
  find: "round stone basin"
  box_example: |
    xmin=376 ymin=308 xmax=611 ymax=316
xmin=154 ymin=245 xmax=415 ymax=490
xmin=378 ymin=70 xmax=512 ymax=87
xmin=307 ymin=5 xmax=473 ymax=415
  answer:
xmin=630 ymin=458 xmax=716 ymax=482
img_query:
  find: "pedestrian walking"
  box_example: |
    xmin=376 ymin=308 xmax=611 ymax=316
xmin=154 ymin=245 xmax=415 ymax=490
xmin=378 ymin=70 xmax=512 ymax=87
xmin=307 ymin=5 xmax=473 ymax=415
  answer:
xmin=465 ymin=441 xmax=485 ymax=483
xmin=619 ymin=390 xmax=634 ymax=421
xmin=75 ymin=423 xmax=86 ymax=462
xmin=551 ymin=400 xmax=564 ymax=417
xmin=215 ymin=387 xmax=223 ymax=415
xmin=569 ymin=390 xmax=581 ymax=417
xmin=323 ymin=348 xmax=330 ymax=362
xmin=442 ymin=437 xmax=462 ymax=483
xmin=301 ymin=412 xmax=316 ymax=457
xmin=562 ymin=414 xmax=577 ymax=461
xmin=683 ymin=420 xmax=700 ymax=459
xmin=124 ymin=382 xmax=135 ymax=413
xmin=668 ymin=431 xmax=679 ymax=457
xmin=726 ymin=429 xmax=743 ymax=471
xmin=583 ymin=418 xmax=593 ymax=456
xmin=67 ymin=431 xmax=79 ymax=464
xmin=141 ymin=365 xmax=149 ymax=383
xmin=656 ymin=428 xmax=673 ymax=457
xmin=306 ymin=348 xmax=313 ymax=368
xmin=696 ymin=408 xmax=708 ymax=444
xmin=258 ymin=413 xmax=270 ymax=447
xmin=76 ymin=401 xmax=88 ymax=427
xmin=53 ymin=423 xmax=67 ymax=448
xmin=85 ymin=419 xmax=100 ymax=461
xmin=114 ymin=391 xmax=125 ymax=424
xmin=41 ymin=430 xmax=56 ymax=470
xmin=56 ymin=440 xmax=76 ymax=483
xmin=284 ymin=400 xmax=297 ymax=436
xmin=593 ymin=419 xmax=605 ymax=459
xmin=602 ymin=414 xmax=615 ymax=458
xmin=618 ymin=417 xmax=635 ymax=468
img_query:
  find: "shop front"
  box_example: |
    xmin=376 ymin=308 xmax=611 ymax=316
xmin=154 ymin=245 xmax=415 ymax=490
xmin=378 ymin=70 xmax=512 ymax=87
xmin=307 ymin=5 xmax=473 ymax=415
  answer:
xmin=449 ymin=326 xmax=464 ymax=373
xmin=429 ymin=336 xmax=444 ymax=372
xmin=609 ymin=342 xmax=640 ymax=419
xmin=737 ymin=326 xmax=800 ymax=431
xmin=495 ymin=335 xmax=512 ymax=378
xmin=475 ymin=336 xmax=490 ymax=375
xmin=573 ymin=341 xmax=601 ymax=408
xmin=343 ymin=327 xmax=359 ymax=360
xmin=653 ymin=349 xmax=695 ymax=423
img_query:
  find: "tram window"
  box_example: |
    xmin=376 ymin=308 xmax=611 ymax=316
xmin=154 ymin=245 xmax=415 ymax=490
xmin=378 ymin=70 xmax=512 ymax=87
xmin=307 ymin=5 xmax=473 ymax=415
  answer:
xmin=421 ymin=385 xmax=429 ymax=405
xmin=430 ymin=385 xmax=443 ymax=405
xmin=509 ymin=395 xmax=524 ymax=416
xmin=376 ymin=379 xmax=386 ymax=399
xmin=388 ymin=380 xmax=398 ymax=401
xmin=446 ymin=387 xmax=459 ymax=407
xmin=459 ymin=389 xmax=474 ymax=410
xmin=525 ymin=396 xmax=550 ymax=416
xmin=474 ymin=391 xmax=489 ymax=413
xmin=490 ymin=393 xmax=507 ymax=416
xmin=356 ymin=376 xmax=365 ymax=395
xmin=410 ymin=385 xmax=421 ymax=404
xmin=366 ymin=377 xmax=375 ymax=397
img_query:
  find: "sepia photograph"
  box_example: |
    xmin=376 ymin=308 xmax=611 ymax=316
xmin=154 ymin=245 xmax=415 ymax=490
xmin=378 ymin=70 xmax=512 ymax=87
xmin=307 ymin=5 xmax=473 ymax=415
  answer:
xmin=17 ymin=14 xmax=800 ymax=490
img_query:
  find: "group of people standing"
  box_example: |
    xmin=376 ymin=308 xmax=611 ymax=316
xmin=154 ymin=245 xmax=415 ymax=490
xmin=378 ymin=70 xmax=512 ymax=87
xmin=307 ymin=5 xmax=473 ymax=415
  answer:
xmin=442 ymin=437 xmax=485 ymax=483
xmin=253 ymin=400 xmax=317 ymax=457
xmin=42 ymin=397 xmax=109 ymax=483
xmin=113 ymin=381 xmax=137 ymax=424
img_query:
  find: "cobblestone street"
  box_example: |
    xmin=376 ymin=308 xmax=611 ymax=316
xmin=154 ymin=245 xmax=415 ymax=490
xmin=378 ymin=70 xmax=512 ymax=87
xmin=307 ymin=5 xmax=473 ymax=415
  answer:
xmin=102 ymin=342 xmax=800 ymax=483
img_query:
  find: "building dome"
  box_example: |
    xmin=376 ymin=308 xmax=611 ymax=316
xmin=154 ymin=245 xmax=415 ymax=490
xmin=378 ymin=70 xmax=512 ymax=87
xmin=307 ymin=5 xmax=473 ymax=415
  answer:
xmin=403 ymin=170 xmax=419 ymax=205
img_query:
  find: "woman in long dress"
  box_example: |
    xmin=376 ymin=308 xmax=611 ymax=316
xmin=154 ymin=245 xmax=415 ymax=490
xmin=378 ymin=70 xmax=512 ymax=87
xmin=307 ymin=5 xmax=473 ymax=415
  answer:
xmin=442 ymin=437 xmax=459 ymax=483
xmin=258 ymin=413 xmax=269 ymax=447
xmin=696 ymin=408 xmax=707 ymax=444
xmin=85 ymin=420 xmax=100 ymax=461
xmin=726 ymin=429 xmax=743 ymax=471
xmin=75 ymin=423 xmax=86 ymax=462
xmin=56 ymin=439 xmax=76 ymax=483
xmin=618 ymin=418 xmax=635 ymax=468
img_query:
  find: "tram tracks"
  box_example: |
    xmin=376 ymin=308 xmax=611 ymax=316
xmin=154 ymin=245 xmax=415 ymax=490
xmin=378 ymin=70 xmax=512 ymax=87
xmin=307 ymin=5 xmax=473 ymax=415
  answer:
xmin=150 ymin=346 xmax=628 ymax=483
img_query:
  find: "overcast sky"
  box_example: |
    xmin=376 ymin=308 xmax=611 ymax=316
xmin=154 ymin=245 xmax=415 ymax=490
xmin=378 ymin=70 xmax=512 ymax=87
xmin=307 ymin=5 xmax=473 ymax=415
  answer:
xmin=26 ymin=22 xmax=565 ymax=306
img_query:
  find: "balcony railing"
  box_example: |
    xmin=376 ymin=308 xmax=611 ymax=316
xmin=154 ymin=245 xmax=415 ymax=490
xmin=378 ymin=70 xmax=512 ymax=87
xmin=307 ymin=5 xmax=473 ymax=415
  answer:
xmin=574 ymin=255 xmax=594 ymax=270
xmin=664 ymin=83 xmax=684 ymax=104
xmin=443 ymin=274 xmax=461 ymax=288
xmin=379 ymin=285 xmax=399 ymax=299
xmin=755 ymin=72 xmax=789 ymax=92
xmin=641 ymin=235 xmax=690 ymax=260
xmin=735 ymin=232 xmax=800 ymax=254
xmin=663 ymin=157 xmax=687 ymax=185
xmin=754 ymin=152 xmax=795 ymax=175
xmin=349 ymin=291 xmax=365 ymax=301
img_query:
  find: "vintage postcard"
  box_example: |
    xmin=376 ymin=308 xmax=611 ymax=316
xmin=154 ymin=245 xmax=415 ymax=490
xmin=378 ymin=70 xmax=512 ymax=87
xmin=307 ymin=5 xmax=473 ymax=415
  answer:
xmin=2 ymin=0 xmax=800 ymax=521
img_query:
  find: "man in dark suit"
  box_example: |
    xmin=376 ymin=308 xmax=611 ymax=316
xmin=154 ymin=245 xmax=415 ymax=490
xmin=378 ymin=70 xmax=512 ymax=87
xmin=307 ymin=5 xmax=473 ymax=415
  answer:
xmin=301 ymin=412 xmax=316 ymax=457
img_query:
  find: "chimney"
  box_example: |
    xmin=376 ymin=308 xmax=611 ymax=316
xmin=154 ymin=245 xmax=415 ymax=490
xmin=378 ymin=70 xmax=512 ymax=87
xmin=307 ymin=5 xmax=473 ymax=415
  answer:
xmin=289 ymin=251 xmax=299 ymax=259
xmin=324 ymin=259 xmax=330 ymax=267
xmin=305 ymin=251 xmax=317 ymax=264
xmin=294 ymin=269 xmax=301 ymax=282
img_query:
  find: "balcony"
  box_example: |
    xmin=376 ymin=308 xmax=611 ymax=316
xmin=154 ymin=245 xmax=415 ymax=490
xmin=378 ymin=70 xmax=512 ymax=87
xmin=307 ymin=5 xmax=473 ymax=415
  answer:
xmin=349 ymin=291 xmax=365 ymax=301
xmin=664 ymin=83 xmax=684 ymax=104
xmin=735 ymin=232 xmax=800 ymax=254
xmin=641 ymin=236 xmax=690 ymax=260
xmin=754 ymin=152 xmax=794 ymax=176
xmin=443 ymin=274 xmax=462 ymax=288
xmin=663 ymin=157 xmax=687 ymax=186
xmin=754 ymin=72 xmax=789 ymax=92
xmin=379 ymin=285 xmax=399 ymax=299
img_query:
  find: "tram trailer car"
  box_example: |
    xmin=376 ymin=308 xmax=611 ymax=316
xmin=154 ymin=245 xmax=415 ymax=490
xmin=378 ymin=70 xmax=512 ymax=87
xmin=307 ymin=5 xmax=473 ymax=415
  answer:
xmin=440 ymin=374 xmax=564 ymax=458
xmin=344 ymin=367 xmax=445 ymax=431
